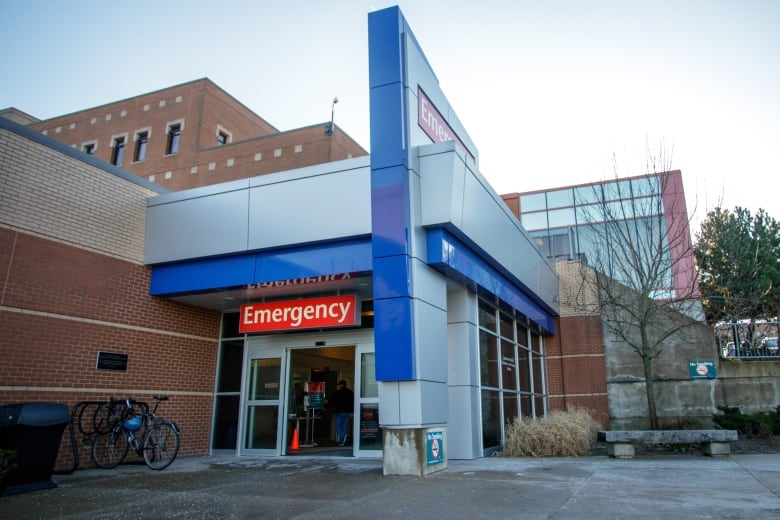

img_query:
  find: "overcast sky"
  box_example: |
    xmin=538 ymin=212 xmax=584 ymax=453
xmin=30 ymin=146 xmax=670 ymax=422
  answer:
xmin=2 ymin=0 xmax=778 ymax=231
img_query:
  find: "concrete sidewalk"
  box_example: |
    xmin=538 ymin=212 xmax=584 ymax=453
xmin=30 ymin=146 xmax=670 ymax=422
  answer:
xmin=3 ymin=453 xmax=780 ymax=519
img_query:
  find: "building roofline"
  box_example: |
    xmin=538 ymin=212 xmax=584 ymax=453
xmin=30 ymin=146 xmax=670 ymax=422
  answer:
xmin=508 ymin=170 xmax=682 ymax=198
xmin=29 ymin=77 xmax=279 ymax=133
xmin=202 ymin=121 xmax=368 ymax=154
xmin=0 ymin=116 xmax=171 ymax=195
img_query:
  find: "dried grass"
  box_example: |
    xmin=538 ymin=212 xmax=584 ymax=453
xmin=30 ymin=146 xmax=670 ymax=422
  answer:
xmin=500 ymin=408 xmax=602 ymax=457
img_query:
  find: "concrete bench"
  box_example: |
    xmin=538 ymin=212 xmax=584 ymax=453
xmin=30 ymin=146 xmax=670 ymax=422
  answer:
xmin=597 ymin=430 xmax=738 ymax=458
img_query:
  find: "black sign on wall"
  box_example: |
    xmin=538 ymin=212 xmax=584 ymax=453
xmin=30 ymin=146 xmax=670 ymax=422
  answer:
xmin=96 ymin=351 xmax=128 ymax=371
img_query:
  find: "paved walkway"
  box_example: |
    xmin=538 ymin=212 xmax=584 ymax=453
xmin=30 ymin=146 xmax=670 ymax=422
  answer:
xmin=3 ymin=453 xmax=780 ymax=519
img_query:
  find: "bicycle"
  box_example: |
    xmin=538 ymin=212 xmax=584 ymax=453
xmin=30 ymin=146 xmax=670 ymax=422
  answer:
xmin=91 ymin=395 xmax=180 ymax=470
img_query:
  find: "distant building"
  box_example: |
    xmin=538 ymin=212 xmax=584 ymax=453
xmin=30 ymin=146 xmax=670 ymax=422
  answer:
xmin=22 ymin=78 xmax=367 ymax=191
xmin=502 ymin=170 xmax=699 ymax=304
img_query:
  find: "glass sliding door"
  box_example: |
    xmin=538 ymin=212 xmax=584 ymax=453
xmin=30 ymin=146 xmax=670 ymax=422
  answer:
xmin=241 ymin=348 xmax=286 ymax=455
xmin=354 ymin=345 xmax=381 ymax=457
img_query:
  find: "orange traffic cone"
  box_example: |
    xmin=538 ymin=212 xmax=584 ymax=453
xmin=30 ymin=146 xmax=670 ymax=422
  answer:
xmin=290 ymin=428 xmax=300 ymax=450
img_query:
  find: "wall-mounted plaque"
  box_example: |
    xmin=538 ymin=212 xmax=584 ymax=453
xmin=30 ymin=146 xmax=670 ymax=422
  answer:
xmin=96 ymin=351 xmax=128 ymax=371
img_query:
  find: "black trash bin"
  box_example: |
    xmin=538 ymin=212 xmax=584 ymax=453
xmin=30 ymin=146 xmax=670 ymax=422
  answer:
xmin=0 ymin=402 xmax=69 ymax=496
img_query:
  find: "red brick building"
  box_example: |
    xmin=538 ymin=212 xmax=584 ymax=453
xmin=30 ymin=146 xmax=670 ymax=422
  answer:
xmin=26 ymin=78 xmax=367 ymax=192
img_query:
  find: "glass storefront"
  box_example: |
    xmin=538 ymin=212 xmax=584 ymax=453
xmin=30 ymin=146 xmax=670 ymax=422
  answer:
xmin=478 ymin=298 xmax=548 ymax=453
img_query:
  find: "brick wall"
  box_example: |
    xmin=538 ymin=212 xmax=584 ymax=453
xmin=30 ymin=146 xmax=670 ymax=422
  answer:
xmin=1 ymin=125 xmax=221 ymax=469
xmin=545 ymin=260 xmax=610 ymax=427
xmin=0 ymin=128 xmax=155 ymax=263
xmin=26 ymin=78 xmax=368 ymax=192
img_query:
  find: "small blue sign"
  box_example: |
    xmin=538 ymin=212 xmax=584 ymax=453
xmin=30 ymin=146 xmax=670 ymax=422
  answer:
xmin=426 ymin=431 xmax=443 ymax=465
xmin=689 ymin=361 xmax=716 ymax=379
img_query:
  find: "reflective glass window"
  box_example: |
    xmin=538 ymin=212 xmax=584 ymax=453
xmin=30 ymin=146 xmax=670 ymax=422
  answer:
xmin=521 ymin=211 xmax=548 ymax=231
xmin=603 ymin=179 xmax=633 ymax=201
xmin=479 ymin=331 xmax=499 ymax=388
xmin=631 ymin=176 xmax=660 ymax=197
xmin=574 ymin=185 xmax=602 ymax=205
xmin=519 ymin=192 xmax=546 ymax=212
xmin=481 ymin=389 xmax=501 ymax=449
xmin=547 ymin=208 xmax=576 ymax=228
xmin=546 ymin=189 xmax=574 ymax=208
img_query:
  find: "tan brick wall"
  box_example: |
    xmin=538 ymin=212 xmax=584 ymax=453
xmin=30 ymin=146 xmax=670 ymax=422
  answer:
xmin=0 ymin=128 xmax=156 ymax=263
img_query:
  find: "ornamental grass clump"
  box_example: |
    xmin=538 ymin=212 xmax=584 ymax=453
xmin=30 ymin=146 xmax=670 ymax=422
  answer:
xmin=501 ymin=408 xmax=601 ymax=457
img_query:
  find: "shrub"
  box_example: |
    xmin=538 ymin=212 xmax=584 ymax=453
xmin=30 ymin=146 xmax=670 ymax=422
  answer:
xmin=712 ymin=405 xmax=780 ymax=438
xmin=500 ymin=408 xmax=602 ymax=457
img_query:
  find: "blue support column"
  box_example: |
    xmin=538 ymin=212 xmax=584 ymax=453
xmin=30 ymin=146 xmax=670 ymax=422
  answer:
xmin=369 ymin=6 xmax=416 ymax=381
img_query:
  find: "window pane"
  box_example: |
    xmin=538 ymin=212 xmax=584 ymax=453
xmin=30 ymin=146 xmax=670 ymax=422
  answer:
xmin=499 ymin=313 xmax=514 ymax=340
xmin=503 ymin=393 xmax=518 ymax=426
xmin=501 ymin=340 xmax=517 ymax=390
xmin=478 ymin=301 xmax=497 ymax=331
xmin=520 ymin=211 xmax=548 ymax=231
xmin=111 ymin=137 xmax=124 ymax=166
xmin=247 ymin=358 xmax=281 ymax=400
xmin=217 ymin=340 xmax=244 ymax=392
xmin=574 ymin=185 xmax=602 ymax=205
xmin=530 ymin=332 xmax=542 ymax=354
xmin=546 ymin=189 xmax=574 ymax=209
xmin=519 ymin=192 xmax=546 ymax=212
xmin=134 ymin=132 xmax=148 ymax=162
xmin=479 ymin=331 xmax=499 ymax=388
xmin=167 ymin=124 xmax=181 ymax=154
xmin=603 ymin=179 xmax=632 ymax=201
xmin=481 ymin=389 xmax=501 ymax=449
xmin=532 ymin=352 xmax=545 ymax=394
xmin=551 ymin=233 xmax=571 ymax=258
xmin=360 ymin=353 xmax=378 ymax=398
xmin=520 ymin=394 xmax=532 ymax=418
xmin=631 ymin=176 xmax=660 ymax=197
xmin=517 ymin=347 xmax=530 ymax=392
xmin=517 ymin=325 xmax=528 ymax=347
xmin=534 ymin=396 xmax=546 ymax=418
xmin=244 ymin=406 xmax=278 ymax=449
xmin=212 ymin=395 xmax=239 ymax=449
xmin=547 ymin=208 xmax=576 ymax=229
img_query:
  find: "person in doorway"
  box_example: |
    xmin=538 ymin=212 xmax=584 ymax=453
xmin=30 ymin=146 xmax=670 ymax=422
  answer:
xmin=326 ymin=380 xmax=354 ymax=446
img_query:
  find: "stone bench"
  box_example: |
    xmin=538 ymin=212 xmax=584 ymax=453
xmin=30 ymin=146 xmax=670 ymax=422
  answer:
xmin=597 ymin=430 xmax=738 ymax=458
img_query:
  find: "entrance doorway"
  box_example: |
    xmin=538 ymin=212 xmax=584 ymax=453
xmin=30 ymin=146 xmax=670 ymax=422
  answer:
xmin=286 ymin=346 xmax=354 ymax=456
xmin=238 ymin=330 xmax=380 ymax=458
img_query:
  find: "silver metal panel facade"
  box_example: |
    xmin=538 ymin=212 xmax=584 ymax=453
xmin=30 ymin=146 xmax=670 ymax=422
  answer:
xmin=418 ymin=142 xmax=559 ymax=313
xmin=145 ymin=157 xmax=371 ymax=264
xmin=248 ymin=158 xmax=371 ymax=250
xmin=145 ymin=183 xmax=250 ymax=263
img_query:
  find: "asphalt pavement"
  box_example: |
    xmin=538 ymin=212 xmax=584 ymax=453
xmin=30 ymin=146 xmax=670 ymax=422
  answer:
xmin=3 ymin=452 xmax=780 ymax=519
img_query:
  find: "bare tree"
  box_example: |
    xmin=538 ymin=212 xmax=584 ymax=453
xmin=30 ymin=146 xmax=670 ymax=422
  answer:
xmin=572 ymin=149 xmax=701 ymax=429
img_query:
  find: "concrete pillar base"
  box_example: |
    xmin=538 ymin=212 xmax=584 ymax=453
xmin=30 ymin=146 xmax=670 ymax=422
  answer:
xmin=607 ymin=443 xmax=635 ymax=458
xmin=702 ymin=442 xmax=731 ymax=456
xmin=382 ymin=427 xmax=447 ymax=476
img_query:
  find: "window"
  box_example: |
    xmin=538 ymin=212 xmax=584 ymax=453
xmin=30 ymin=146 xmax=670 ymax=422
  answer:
xmin=478 ymin=299 xmax=547 ymax=453
xmin=82 ymin=142 xmax=96 ymax=155
xmin=111 ymin=136 xmax=125 ymax=166
xmin=520 ymin=192 xmax=546 ymax=212
xmin=216 ymin=125 xmax=232 ymax=146
xmin=134 ymin=131 xmax=149 ymax=162
xmin=166 ymin=123 xmax=182 ymax=155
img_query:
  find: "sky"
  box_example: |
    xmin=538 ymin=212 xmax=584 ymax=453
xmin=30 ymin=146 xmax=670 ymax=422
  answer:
xmin=1 ymin=0 xmax=778 ymax=233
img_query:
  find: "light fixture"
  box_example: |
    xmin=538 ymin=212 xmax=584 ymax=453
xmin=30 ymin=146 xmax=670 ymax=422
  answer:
xmin=325 ymin=96 xmax=338 ymax=135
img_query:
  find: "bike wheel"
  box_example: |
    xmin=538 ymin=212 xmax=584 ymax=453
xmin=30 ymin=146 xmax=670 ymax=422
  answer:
xmin=143 ymin=422 xmax=180 ymax=470
xmin=91 ymin=428 xmax=130 ymax=469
